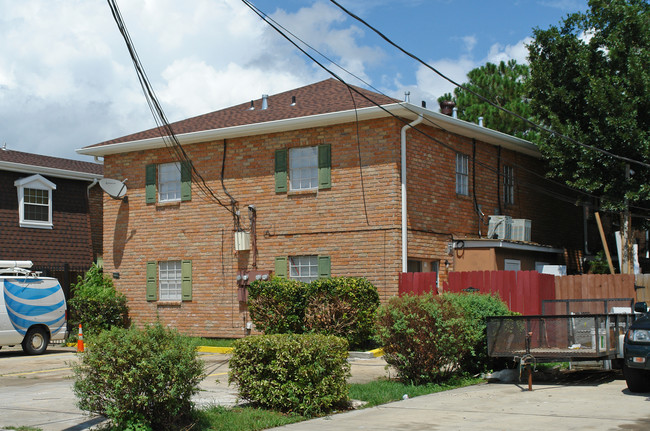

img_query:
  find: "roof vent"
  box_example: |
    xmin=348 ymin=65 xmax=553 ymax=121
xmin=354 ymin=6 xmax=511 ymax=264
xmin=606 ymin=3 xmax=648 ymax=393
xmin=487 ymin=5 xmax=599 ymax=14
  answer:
xmin=439 ymin=100 xmax=455 ymax=116
xmin=404 ymin=91 xmax=410 ymax=103
xmin=452 ymin=107 xmax=458 ymax=119
xmin=249 ymin=100 xmax=254 ymax=111
xmin=478 ymin=116 xmax=484 ymax=127
xmin=421 ymin=100 xmax=427 ymax=108
xmin=291 ymin=95 xmax=296 ymax=106
xmin=262 ymin=94 xmax=269 ymax=110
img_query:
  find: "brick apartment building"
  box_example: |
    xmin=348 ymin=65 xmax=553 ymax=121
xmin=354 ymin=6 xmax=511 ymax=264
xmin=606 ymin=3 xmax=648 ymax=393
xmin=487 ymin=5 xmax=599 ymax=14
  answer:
xmin=78 ymin=79 xmax=586 ymax=338
xmin=0 ymin=149 xmax=104 ymax=297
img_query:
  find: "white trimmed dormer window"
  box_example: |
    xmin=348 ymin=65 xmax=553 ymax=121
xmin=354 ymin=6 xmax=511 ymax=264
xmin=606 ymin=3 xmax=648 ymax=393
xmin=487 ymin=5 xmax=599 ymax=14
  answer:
xmin=14 ymin=174 xmax=56 ymax=229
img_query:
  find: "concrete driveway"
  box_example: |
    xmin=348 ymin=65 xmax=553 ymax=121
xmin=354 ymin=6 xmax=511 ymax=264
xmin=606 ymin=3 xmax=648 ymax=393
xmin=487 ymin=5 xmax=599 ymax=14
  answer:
xmin=1 ymin=345 xmax=649 ymax=431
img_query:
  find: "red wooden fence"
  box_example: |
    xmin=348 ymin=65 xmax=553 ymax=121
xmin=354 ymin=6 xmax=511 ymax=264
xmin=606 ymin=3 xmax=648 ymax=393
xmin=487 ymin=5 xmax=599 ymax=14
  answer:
xmin=399 ymin=271 xmax=639 ymax=315
xmin=398 ymin=272 xmax=438 ymax=296
xmin=441 ymin=270 xmax=555 ymax=315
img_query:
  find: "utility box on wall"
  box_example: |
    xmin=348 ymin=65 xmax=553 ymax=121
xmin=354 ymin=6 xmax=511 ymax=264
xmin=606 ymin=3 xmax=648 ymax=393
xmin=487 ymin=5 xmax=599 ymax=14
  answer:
xmin=234 ymin=231 xmax=251 ymax=251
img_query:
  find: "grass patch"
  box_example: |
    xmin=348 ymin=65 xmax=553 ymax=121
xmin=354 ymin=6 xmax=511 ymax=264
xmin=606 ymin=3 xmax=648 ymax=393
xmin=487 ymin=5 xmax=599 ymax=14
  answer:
xmin=3 ymin=427 xmax=43 ymax=431
xmin=193 ymin=405 xmax=305 ymax=431
xmin=348 ymin=376 xmax=484 ymax=408
xmin=187 ymin=337 xmax=237 ymax=348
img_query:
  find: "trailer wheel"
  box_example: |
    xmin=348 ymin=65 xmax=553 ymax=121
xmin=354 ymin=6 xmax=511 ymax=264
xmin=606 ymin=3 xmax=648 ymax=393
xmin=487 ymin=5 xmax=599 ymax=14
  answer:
xmin=623 ymin=364 xmax=650 ymax=393
xmin=22 ymin=327 xmax=50 ymax=355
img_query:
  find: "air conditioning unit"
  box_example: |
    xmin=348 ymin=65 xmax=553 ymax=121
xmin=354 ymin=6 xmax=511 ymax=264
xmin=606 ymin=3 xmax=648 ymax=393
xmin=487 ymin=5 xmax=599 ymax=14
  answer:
xmin=488 ymin=215 xmax=512 ymax=239
xmin=234 ymin=231 xmax=251 ymax=251
xmin=511 ymin=219 xmax=532 ymax=241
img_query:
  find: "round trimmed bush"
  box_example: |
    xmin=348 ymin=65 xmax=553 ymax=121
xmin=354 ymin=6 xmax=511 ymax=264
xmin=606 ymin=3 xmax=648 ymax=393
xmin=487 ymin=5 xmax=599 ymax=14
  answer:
xmin=72 ymin=323 xmax=205 ymax=430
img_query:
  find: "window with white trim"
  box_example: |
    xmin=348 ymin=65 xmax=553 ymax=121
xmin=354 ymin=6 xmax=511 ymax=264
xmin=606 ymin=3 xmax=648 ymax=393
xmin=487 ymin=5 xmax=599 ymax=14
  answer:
xmin=14 ymin=174 xmax=56 ymax=229
xmin=289 ymin=255 xmax=319 ymax=282
xmin=503 ymin=165 xmax=514 ymax=205
xmin=456 ymin=153 xmax=469 ymax=196
xmin=158 ymin=162 xmax=181 ymax=202
xmin=289 ymin=147 xmax=318 ymax=191
xmin=159 ymin=260 xmax=182 ymax=301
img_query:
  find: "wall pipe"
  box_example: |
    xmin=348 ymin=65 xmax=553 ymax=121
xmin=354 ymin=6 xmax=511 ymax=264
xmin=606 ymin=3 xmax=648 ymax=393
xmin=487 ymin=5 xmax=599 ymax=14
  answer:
xmin=401 ymin=114 xmax=424 ymax=273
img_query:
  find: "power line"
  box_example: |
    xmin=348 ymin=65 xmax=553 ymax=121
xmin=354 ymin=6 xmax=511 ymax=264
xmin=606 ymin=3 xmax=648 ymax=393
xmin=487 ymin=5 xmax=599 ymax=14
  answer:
xmin=106 ymin=0 xmax=237 ymax=217
xmin=326 ymin=0 xmax=650 ymax=171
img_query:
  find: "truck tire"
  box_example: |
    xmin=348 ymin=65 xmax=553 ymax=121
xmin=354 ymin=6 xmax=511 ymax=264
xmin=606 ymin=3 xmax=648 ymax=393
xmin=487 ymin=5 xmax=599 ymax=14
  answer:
xmin=623 ymin=364 xmax=650 ymax=393
xmin=22 ymin=327 xmax=50 ymax=355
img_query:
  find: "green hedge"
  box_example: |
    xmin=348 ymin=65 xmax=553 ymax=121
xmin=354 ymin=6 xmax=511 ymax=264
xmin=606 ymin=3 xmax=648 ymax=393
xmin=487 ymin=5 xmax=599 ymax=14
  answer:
xmin=72 ymin=323 xmax=205 ymax=430
xmin=375 ymin=294 xmax=472 ymax=384
xmin=228 ymin=334 xmax=350 ymax=416
xmin=68 ymin=263 xmax=129 ymax=338
xmin=247 ymin=276 xmax=380 ymax=349
xmin=247 ymin=277 xmax=308 ymax=334
xmin=441 ymin=292 xmax=513 ymax=374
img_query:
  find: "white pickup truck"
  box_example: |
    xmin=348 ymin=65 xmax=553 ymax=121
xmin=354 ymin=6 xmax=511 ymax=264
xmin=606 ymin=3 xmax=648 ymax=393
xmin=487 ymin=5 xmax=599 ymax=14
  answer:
xmin=0 ymin=260 xmax=67 ymax=354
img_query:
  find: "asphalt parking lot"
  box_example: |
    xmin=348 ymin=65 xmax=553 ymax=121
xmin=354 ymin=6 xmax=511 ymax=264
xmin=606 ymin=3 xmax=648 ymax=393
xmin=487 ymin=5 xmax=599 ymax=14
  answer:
xmin=1 ymin=345 xmax=649 ymax=431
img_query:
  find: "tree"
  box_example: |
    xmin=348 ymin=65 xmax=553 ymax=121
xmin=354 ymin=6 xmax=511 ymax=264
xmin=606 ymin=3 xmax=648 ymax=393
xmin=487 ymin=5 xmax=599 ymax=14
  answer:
xmin=437 ymin=60 xmax=535 ymax=138
xmin=527 ymin=0 xmax=650 ymax=211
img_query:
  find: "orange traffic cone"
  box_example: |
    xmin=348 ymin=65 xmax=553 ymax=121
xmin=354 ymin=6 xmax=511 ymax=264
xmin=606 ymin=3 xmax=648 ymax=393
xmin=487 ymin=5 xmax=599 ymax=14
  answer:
xmin=77 ymin=323 xmax=84 ymax=353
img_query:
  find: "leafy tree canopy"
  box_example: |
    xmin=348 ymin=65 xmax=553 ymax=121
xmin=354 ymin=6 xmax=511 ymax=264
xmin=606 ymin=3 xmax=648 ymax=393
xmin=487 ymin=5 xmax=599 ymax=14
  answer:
xmin=527 ymin=0 xmax=650 ymax=210
xmin=437 ymin=60 xmax=535 ymax=139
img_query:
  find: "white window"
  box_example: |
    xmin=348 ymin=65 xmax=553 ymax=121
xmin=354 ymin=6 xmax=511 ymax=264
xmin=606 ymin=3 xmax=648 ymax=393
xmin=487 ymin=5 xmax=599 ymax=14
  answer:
xmin=14 ymin=174 xmax=56 ymax=229
xmin=456 ymin=153 xmax=469 ymax=196
xmin=289 ymin=255 xmax=319 ymax=282
xmin=289 ymin=147 xmax=318 ymax=191
xmin=503 ymin=165 xmax=514 ymax=205
xmin=159 ymin=260 xmax=182 ymax=301
xmin=158 ymin=162 xmax=181 ymax=202
xmin=504 ymin=259 xmax=521 ymax=271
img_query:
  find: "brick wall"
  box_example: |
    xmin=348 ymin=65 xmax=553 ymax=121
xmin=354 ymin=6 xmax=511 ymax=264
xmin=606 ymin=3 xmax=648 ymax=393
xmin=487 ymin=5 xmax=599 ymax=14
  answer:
xmin=102 ymin=116 xmax=586 ymax=338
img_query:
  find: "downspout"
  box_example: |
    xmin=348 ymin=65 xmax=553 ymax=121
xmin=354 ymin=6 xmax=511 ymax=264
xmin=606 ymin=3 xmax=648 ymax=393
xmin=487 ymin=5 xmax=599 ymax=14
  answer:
xmin=401 ymin=114 xmax=424 ymax=273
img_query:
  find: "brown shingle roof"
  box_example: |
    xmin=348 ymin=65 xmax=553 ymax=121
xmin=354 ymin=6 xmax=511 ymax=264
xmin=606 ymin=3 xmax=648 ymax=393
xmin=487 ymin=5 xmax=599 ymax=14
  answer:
xmin=88 ymin=79 xmax=399 ymax=148
xmin=0 ymin=149 xmax=103 ymax=176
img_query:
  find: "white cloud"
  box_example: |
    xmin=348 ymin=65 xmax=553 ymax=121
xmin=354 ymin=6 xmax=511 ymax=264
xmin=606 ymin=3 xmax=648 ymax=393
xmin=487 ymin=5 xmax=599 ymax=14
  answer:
xmin=486 ymin=37 xmax=533 ymax=65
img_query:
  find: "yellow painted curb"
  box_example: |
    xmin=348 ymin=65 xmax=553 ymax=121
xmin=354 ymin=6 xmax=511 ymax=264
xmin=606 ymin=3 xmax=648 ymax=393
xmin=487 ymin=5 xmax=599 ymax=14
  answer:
xmin=197 ymin=346 xmax=234 ymax=354
xmin=370 ymin=348 xmax=384 ymax=357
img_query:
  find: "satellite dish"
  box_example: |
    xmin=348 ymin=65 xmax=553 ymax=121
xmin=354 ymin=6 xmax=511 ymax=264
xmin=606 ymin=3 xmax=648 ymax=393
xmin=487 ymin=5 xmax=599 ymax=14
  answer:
xmin=99 ymin=178 xmax=128 ymax=200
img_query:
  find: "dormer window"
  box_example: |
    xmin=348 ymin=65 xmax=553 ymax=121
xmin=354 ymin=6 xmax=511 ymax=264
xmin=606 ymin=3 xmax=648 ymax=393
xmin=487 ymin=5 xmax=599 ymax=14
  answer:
xmin=14 ymin=174 xmax=56 ymax=229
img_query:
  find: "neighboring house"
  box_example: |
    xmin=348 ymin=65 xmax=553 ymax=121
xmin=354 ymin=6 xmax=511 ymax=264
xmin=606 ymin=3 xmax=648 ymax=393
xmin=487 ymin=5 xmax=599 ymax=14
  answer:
xmin=0 ymin=149 xmax=104 ymax=295
xmin=78 ymin=79 xmax=586 ymax=338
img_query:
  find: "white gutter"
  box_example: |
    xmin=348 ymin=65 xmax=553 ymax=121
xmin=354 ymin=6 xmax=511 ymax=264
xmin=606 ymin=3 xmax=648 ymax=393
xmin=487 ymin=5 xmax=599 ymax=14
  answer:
xmin=401 ymin=114 xmax=423 ymax=273
xmin=0 ymin=161 xmax=103 ymax=182
xmin=455 ymin=239 xmax=563 ymax=254
xmin=76 ymin=103 xmax=541 ymax=159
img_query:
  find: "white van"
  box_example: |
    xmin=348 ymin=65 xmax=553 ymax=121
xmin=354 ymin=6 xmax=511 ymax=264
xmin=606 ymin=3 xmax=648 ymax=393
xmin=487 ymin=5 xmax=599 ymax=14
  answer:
xmin=0 ymin=261 xmax=67 ymax=354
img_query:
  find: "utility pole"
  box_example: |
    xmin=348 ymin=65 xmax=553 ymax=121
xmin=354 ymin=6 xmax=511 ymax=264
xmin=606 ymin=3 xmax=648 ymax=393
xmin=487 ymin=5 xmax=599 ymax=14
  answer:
xmin=623 ymin=164 xmax=632 ymax=274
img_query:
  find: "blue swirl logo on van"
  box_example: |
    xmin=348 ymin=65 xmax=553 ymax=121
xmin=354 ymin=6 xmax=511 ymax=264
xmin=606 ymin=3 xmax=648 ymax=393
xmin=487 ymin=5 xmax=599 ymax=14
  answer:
xmin=3 ymin=279 xmax=66 ymax=336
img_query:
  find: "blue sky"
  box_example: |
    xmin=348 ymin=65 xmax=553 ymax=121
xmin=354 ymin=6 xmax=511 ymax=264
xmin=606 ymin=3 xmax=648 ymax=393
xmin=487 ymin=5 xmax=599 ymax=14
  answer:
xmin=0 ymin=0 xmax=587 ymax=160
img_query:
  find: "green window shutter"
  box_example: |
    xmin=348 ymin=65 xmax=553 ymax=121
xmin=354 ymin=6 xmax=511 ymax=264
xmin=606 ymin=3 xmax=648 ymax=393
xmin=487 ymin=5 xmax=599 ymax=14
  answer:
xmin=145 ymin=164 xmax=157 ymax=203
xmin=318 ymin=144 xmax=331 ymax=189
xmin=180 ymin=161 xmax=192 ymax=201
xmin=275 ymin=256 xmax=287 ymax=279
xmin=146 ymin=261 xmax=157 ymax=301
xmin=275 ymin=149 xmax=287 ymax=193
xmin=318 ymin=255 xmax=331 ymax=279
xmin=181 ymin=260 xmax=192 ymax=301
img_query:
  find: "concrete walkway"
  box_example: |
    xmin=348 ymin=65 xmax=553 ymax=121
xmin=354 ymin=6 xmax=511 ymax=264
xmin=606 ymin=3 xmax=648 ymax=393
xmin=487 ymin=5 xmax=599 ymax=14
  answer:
xmin=269 ymin=375 xmax=650 ymax=430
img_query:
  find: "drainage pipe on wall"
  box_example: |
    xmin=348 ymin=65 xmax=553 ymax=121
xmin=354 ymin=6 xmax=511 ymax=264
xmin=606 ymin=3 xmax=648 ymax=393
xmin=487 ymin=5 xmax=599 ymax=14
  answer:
xmin=401 ymin=114 xmax=424 ymax=273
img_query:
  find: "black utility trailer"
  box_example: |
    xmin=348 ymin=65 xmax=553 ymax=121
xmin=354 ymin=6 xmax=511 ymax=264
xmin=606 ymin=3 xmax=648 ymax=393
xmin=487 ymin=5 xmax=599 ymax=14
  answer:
xmin=487 ymin=313 xmax=635 ymax=363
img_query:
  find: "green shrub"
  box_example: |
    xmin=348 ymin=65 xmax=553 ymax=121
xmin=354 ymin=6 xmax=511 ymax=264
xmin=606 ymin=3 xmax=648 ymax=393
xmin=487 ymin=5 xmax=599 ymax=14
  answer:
xmin=228 ymin=334 xmax=350 ymax=416
xmin=247 ymin=276 xmax=308 ymax=334
xmin=72 ymin=323 xmax=205 ymax=430
xmin=442 ymin=293 xmax=513 ymax=374
xmin=68 ymin=263 xmax=129 ymax=338
xmin=375 ymin=294 xmax=471 ymax=384
xmin=303 ymin=277 xmax=380 ymax=349
xmin=248 ymin=276 xmax=380 ymax=348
